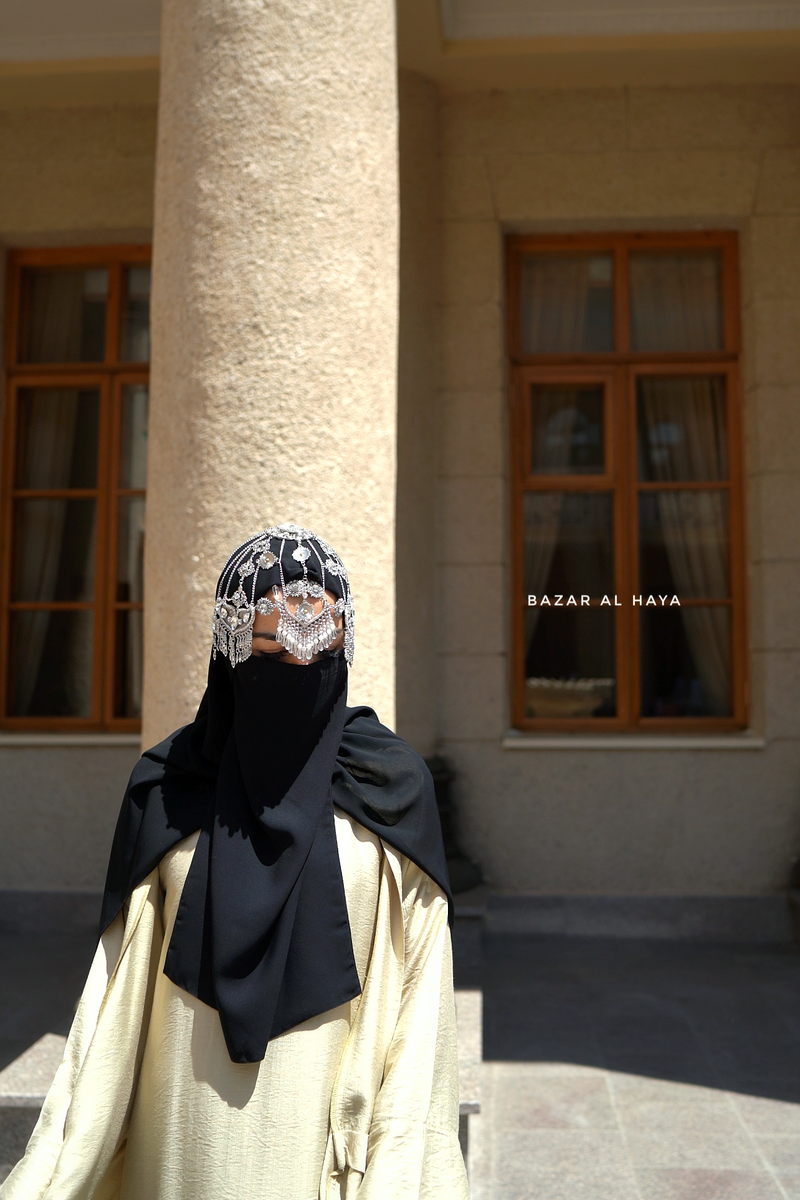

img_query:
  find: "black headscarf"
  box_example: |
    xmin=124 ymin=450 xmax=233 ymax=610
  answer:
xmin=100 ymin=537 xmax=451 ymax=1065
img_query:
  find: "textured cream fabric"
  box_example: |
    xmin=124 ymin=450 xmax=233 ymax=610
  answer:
xmin=2 ymin=810 xmax=468 ymax=1200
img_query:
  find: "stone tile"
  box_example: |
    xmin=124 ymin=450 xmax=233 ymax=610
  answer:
xmin=758 ymin=561 xmax=800 ymax=650
xmin=439 ymin=301 xmax=503 ymax=391
xmin=114 ymin=105 xmax=158 ymax=158
xmin=495 ymin=1127 xmax=633 ymax=1176
xmin=438 ymin=390 xmax=505 ymax=479
xmin=635 ymin=1168 xmax=784 ymax=1199
xmin=747 ymin=217 xmax=800 ymax=300
xmin=494 ymin=1166 xmax=641 ymax=1200
xmin=600 ymin=1052 xmax=716 ymax=1087
xmin=440 ymin=153 xmax=495 ymax=220
xmin=622 ymin=1103 xmax=765 ymax=1170
xmin=436 ymin=475 xmax=504 ymax=565
xmin=441 ymin=89 xmax=627 ymax=155
xmin=0 ymin=154 xmax=156 ymax=233
xmin=755 ymin=1136 xmax=800 ymax=1173
xmin=749 ymin=385 xmax=800 ymax=476
xmin=440 ymin=220 xmax=501 ymax=307
xmin=438 ymin=653 xmax=506 ymax=741
xmin=746 ymin=298 xmax=800 ymax=386
xmin=609 ymin=1072 xmax=727 ymax=1107
xmin=730 ymin=1093 xmax=800 ymax=1137
xmin=627 ymin=86 xmax=800 ymax=153
xmin=492 ymin=1060 xmax=607 ymax=1079
xmin=755 ymin=474 xmax=800 ymax=561
xmin=437 ymin=563 xmax=504 ymax=656
xmin=492 ymin=1067 xmax=617 ymax=1131
xmin=487 ymin=150 xmax=759 ymax=223
xmin=762 ymin=650 xmax=800 ymax=740
xmin=755 ymin=150 xmax=800 ymax=215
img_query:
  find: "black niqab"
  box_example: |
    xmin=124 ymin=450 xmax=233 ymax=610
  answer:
xmin=101 ymin=641 xmax=451 ymax=1065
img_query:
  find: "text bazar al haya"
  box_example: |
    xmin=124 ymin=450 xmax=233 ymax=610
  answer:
xmin=527 ymin=595 xmax=681 ymax=607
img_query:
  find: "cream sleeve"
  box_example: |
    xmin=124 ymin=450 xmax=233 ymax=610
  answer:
xmin=0 ymin=871 xmax=164 ymax=1200
xmin=356 ymin=858 xmax=470 ymax=1200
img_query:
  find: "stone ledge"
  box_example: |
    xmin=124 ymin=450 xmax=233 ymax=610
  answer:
xmin=0 ymin=891 xmax=102 ymax=935
xmin=486 ymin=894 xmax=793 ymax=942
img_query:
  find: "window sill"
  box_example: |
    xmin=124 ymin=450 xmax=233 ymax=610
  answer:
xmin=502 ymin=730 xmax=766 ymax=750
xmin=0 ymin=733 xmax=141 ymax=747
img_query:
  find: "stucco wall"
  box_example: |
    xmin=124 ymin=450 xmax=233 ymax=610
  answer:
xmin=0 ymin=71 xmax=155 ymax=891
xmin=0 ymin=744 xmax=139 ymax=889
xmin=0 ymin=95 xmax=156 ymax=239
xmin=437 ymin=83 xmax=800 ymax=894
xmin=396 ymin=70 xmax=440 ymax=756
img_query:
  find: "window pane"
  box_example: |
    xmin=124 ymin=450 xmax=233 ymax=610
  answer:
xmin=12 ymin=499 xmax=96 ymax=602
xmin=19 ymin=267 xmax=107 ymax=362
xmin=117 ymin=497 xmax=145 ymax=602
xmin=15 ymin=388 xmax=99 ymax=489
xmin=641 ymin=606 xmax=730 ymax=717
xmin=530 ymin=385 xmax=604 ymax=475
xmin=637 ymin=376 xmax=727 ymax=481
xmin=639 ymin=492 xmax=729 ymax=599
xmin=630 ymin=251 xmax=724 ymax=352
xmin=120 ymin=384 xmax=149 ymax=489
xmin=525 ymin=608 xmax=616 ymax=718
xmin=7 ymin=609 xmax=93 ymax=717
xmin=521 ymin=254 xmax=614 ymax=354
xmin=114 ymin=609 xmax=143 ymax=718
xmin=120 ymin=266 xmax=151 ymax=362
xmin=523 ymin=492 xmax=614 ymax=600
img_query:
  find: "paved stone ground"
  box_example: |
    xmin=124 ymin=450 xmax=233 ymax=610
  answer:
xmin=456 ymin=934 xmax=800 ymax=1200
xmin=5 ymin=927 xmax=800 ymax=1198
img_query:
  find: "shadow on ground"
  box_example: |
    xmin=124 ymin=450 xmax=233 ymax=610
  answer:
xmin=0 ymin=931 xmax=95 ymax=1073
xmin=457 ymin=933 xmax=800 ymax=1104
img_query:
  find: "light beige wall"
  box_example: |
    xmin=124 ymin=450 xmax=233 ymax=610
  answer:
xmin=0 ymin=75 xmax=156 ymax=239
xmin=0 ymin=67 xmax=155 ymax=892
xmin=396 ymin=70 xmax=440 ymax=755
xmin=0 ymin=745 xmax=139 ymax=889
xmin=437 ymin=82 xmax=800 ymax=894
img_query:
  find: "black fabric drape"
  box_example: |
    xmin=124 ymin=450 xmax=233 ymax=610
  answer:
xmin=100 ymin=652 xmax=451 ymax=1064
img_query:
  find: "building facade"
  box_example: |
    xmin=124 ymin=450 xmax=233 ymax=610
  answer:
xmin=2 ymin=0 xmax=800 ymax=932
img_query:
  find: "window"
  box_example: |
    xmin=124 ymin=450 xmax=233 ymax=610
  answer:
xmin=1 ymin=246 xmax=151 ymax=730
xmin=507 ymin=232 xmax=745 ymax=730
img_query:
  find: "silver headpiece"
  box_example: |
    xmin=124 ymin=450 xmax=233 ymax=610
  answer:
xmin=212 ymin=524 xmax=354 ymax=667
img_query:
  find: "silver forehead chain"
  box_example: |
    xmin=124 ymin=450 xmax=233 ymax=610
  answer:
xmin=212 ymin=524 xmax=355 ymax=667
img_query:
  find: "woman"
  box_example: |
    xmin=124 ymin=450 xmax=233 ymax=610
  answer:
xmin=3 ymin=524 xmax=469 ymax=1200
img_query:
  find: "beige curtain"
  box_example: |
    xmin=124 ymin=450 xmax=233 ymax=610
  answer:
xmin=523 ymin=394 xmax=585 ymax=656
xmin=14 ymin=392 xmax=95 ymax=715
xmin=639 ymin=377 xmax=730 ymax=716
xmin=26 ymin=272 xmax=84 ymax=362
xmin=521 ymin=257 xmax=593 ymax=354
xmin=630 ymin=253 xmax=723 ymax=353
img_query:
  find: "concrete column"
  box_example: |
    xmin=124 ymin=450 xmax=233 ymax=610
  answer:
xmin=143 ymin=0 xmax=399 ymax=745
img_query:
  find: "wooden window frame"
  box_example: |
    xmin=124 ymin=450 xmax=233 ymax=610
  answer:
xmin=507 ymin=230 xmax=746 ymax=733
xmin=1 ymin=244 xmax=151 ymax=732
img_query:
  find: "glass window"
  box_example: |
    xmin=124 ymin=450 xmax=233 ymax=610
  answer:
xmin=7 ymin=610 xmax=94 ymax=717
xmin=530 ymin=386 xmax=604 ymax=475
xmin=19 ymin=267 xmax=108 ymax=363
xmin=509 ymin=232 xmax=742 ymax=728
xmin=523 ymin=492 xmax=616 ymax=719
xmin=521 ymin=254 xmax=614 ymax=354
xmin=3 ymin=248 xmax=150 ymax=728
xmin=120 ymin=384 xmax=149 ymax=489
xmin=637 ymin=376 xmax=728 ymax=481
xmin=629 ymin=251 xmax=723 ymax=353
xmin=641 ymin=607 xmax=731 ymax=717
xmin=639 ymin=492 xmax=729 ymax=600
xmin=120 ymin=266 xmax=151 ymax=362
